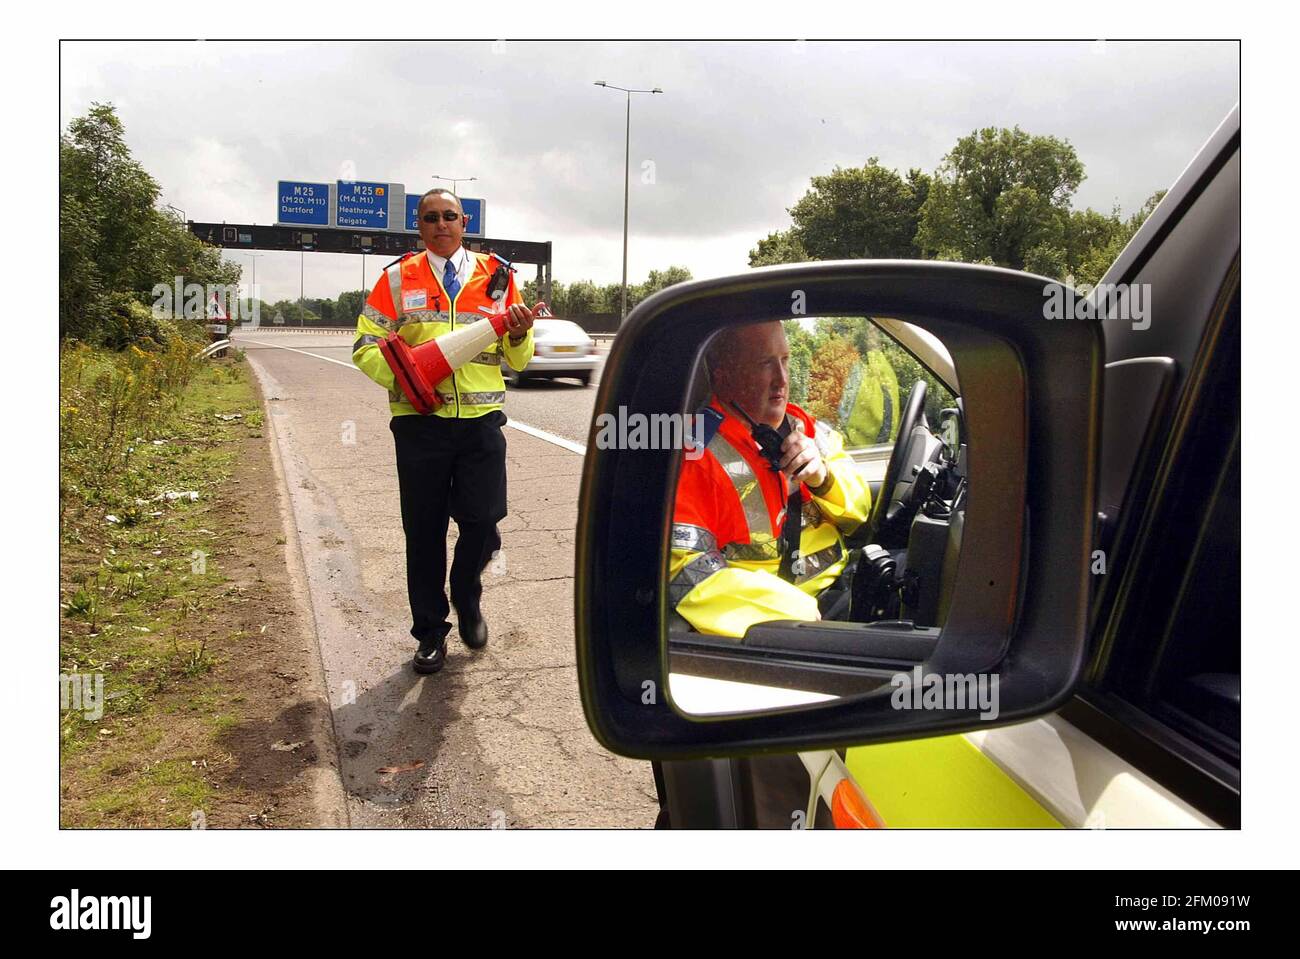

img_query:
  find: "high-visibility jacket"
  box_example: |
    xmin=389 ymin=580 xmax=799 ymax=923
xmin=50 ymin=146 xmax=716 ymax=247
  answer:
xmin=352 ymin=249 xmax=535 ymax=418
xmin=669 ymin=398 xmax=873 ymax=638
xmin=839 ymin=350 xmax=901 ymax=448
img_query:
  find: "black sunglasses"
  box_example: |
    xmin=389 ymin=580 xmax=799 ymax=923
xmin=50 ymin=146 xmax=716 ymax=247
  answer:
xmin=422 ymin=211 xmax=464 ymax=223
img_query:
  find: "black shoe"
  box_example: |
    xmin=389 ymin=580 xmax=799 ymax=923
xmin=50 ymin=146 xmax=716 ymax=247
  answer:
xmin=457 ymin=612 xmax=488 ymax=650
xmin=413 ymin=638 xmax=447 ymax=674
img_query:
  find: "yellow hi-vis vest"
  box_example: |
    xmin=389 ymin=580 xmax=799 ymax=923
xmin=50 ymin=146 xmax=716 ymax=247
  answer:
xmin=669 ymin=400 xmax=873 ymax=638
xmin=352 ymin=249 xmax=534 ymax=418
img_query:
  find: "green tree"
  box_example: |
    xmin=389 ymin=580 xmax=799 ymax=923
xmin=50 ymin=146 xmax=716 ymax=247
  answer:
xmin=564 ymin=280 xmax=606 ymax=314
xmin=915 ymin=126 xmax=1085 ymax=270
xmin=787 ymin=158 xmax=927 ymax=260
xmin=749 ymin=229 xmax=809 ymax=267
xmin=336 ymin=289 xmax=367 ymax=323
xmin=1071 ymin=190 xmax=1167 ymax=287
xmin=784 ymin=321 xmax=813 ymax=405
xmin=60 ymin=102 xmax=239 ymax=345
xmin=271 ymin=300 xmax=319 ymax=326
xmin=629 ymin=266 xmax=692 ymax=308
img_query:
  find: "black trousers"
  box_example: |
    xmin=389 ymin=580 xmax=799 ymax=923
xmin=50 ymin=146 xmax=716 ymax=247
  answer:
xmin=390 ymin=411 xmax=508 ymax=645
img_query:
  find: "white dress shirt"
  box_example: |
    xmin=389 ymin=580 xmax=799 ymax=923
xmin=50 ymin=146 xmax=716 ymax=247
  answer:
xmin=425 ymin=246 xmax=472 ymax=295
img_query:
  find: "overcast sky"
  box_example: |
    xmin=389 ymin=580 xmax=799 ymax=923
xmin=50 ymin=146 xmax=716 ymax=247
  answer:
xmin=60 ymin=40 xmax=1239 ymax=305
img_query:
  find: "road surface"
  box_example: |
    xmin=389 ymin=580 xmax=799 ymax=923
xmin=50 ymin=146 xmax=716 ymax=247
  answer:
xmin=233 ymin=329 xmax=656 ymax=828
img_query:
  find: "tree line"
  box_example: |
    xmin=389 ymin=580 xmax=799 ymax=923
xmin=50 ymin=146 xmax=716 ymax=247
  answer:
xmin=61 ymin=103 xmax=240 ymax=348
xmin=61 ymin=105 xmax=1161 ymax=350
xmin=519 ymin=266 xmax=693 ymax=317
xmin=749 ymin=126 xmax=1165 ymax=286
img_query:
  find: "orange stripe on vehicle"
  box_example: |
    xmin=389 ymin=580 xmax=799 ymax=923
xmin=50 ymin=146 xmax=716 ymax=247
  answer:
xmin=831 ymin=779 xmax=885 ymax=829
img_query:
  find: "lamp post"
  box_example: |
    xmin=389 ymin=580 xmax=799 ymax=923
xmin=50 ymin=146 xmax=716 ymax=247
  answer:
xmin=243 ymin=252 xmax=263 ymax=293
xmin=244 ymin=252 xmax=263 ymax=328
xmin=431 ymin=174 xmax=477 ymax=196
xmin=594 ymin=80 xmax=662 ymax=325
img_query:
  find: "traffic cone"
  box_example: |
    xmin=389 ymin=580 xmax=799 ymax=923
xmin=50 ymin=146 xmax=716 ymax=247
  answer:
xmin=380 ymin=312 xmax=512 ymax=415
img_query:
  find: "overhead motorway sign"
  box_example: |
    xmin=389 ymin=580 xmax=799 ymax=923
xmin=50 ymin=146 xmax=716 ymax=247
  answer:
xmin=277 ymin=181 xmax=330 ymax=226
xmin=336 ymin=180 xmax=404 ymax=230
xmin=405 ymin=194 xmax=486 ymax=237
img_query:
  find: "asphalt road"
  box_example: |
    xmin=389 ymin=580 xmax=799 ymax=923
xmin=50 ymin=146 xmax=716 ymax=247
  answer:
xmin=233 ymin=329 xmax=655 ymax=828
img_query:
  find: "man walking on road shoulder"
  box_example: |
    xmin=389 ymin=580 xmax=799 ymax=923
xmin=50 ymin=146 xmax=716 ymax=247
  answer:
xmin=352 ymin=188 xmax=543 ymax=674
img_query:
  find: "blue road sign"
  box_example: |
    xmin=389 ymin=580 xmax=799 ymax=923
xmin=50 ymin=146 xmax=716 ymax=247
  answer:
xmin=336 ymin=180 xmax=391 ymax=229
xmin=461 ymin=197 xmax=485 ymax=237
xmin=405 ymin=193 xmax=486 ymax=237
xmin=278 ymin=181 xmax=329 ymax=226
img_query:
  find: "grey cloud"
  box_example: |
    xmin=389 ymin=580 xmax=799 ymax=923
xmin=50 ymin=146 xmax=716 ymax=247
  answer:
xmin=61 ymin=40 xmax=1237 ymax=302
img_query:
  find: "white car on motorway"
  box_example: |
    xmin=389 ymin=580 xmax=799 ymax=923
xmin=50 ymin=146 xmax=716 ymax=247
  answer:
xmin=503 ymin=317 xmax=600 ymax=387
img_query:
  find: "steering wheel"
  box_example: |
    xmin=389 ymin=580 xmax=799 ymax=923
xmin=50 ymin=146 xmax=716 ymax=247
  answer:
xmin=867 ymin=379 xmax=927 ymax=536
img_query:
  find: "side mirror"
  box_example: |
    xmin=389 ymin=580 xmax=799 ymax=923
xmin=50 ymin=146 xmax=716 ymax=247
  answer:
xmin=575 ymin=260 xmax=1101 ymax=760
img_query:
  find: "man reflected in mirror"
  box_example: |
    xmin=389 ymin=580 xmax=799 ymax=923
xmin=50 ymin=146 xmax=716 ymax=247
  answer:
xmin=669 ymin=321 xmax=873 ymax=638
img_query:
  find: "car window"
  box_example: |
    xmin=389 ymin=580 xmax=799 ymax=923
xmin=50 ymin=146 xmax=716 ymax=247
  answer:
xmin=1089 ymin=280 xmax=1240 ymax=771
xmin=784 ymin=317 xmax=956 ymax=452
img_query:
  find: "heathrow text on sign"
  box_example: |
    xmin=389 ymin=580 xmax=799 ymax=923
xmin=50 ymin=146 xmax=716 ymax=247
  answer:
xmin=335 ymin=180 xmax=391 ymax=229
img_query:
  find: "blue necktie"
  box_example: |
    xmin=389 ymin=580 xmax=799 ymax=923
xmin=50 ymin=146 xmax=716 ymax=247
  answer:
xmin=442 ymin=258 xmax=461 ymax=301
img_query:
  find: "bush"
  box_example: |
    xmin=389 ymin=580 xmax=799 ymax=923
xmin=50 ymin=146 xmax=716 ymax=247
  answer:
xmin=60 ymin=338 xmax=200 ymax=499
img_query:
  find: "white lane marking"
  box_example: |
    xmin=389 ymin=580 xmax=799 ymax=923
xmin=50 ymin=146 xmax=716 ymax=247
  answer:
xmin=505 ymin=420 xmax=587 ymax=455
xmin=237 ymin=338 xmax=358 ymax=369
xmin=236 ymin=336 xmax=588 ymax=456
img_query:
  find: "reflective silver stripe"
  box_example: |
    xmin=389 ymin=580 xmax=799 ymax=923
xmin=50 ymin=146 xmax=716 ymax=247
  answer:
xmin=802 ymin=499 xmax=823 ymax=528
xmin=668 ymin=549 xmax=727 ymax=606
xmin=388 ymin=389 xmax=403 ymax=403
xmin=353 ymin=333 xmax=382 ymax=353
xmin=435 ymin=390 xmax=506 ymax=407
xmin=362 ymin=303 xmax=392 ymax=330
xmin=386 ymin=264 xmax=405 ymax=322
xmin=707 ymin=432 xmax=836 ymax=572
xmin=707 ymin=433 xmax=776 ymax=553
xmin=723 ymin=540 xmax=781 ymax=562
xmin=471 ymin=350 xmax=500 ymax=366
xmin=672 ymin=523 xmax=718 ymax=554
xmin=794 ymin=541 xmax=843 ymax=584
xmin=396 ymin=309 xmax=451 ymax=331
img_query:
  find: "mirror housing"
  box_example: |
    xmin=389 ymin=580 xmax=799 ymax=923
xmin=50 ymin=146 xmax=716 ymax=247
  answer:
xmin=575 ymin=260 xmax=1102 ymax=759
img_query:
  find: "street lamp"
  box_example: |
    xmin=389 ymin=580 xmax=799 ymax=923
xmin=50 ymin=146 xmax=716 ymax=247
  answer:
xmin=431 ymin=174 xmax=478 ymax=196
xmin=243 ymin=252 xmax=263 ymax=292
xmin=594 ymin=81 xmax=663 ymax=324
xmin=243 ymin=252 xmax=263 ymax=326
xmin=164 ymin=203 xmax=187 ymax=223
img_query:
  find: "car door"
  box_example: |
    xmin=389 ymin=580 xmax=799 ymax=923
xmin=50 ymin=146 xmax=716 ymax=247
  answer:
xmin=659 ymin=105 xmax=1240 ymax=829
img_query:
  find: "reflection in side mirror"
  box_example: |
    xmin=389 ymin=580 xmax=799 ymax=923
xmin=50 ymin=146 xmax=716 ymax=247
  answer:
xmin=666 ymin=317 xmax=967 ymax=716
xmin=575 ymin=259 xmax=1099 ymax=761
